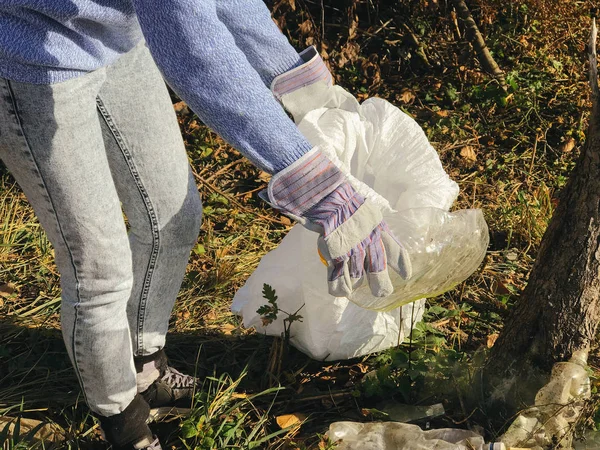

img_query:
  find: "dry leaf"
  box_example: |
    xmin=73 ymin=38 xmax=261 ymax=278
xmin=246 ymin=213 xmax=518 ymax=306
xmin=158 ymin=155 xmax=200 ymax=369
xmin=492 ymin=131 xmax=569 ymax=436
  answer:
xmin=0 ymin=283 xmax=15 ymax=298
xmin=298 ymin=19 xmax=313 ymax=36
xmin=288 ymin=0 xmax=296 ymax=10
xmin=0 ymin=417 xmax=64 ymax=443
xmin=205 ymin=311 xmax=219 ymax=321
xmin=231 ymin=392 xmax=249 ymax=399
xmin=276 ymin=413 xmax=307 ymax=429
xmin=460 ymin=146 xmax=477 ymax=163
xmin=341 ymin=41 xmax=360 ymax=65
xmin=280 ymin=216 xmax=292 ymax=226
xmin=491 ymin=277 xmax=511 ymax=296
xmin=258 ymin=171 xmax=271 ymax=183
xmin=561 ymin=137 xmax=576 ymax=153
xmin=487 ymin=333 xmax=499 ymax=348
xmin=172 ymin=101 xmax=189 ymax=114
xmin=398 ymin=88 xmax=416 ymax=104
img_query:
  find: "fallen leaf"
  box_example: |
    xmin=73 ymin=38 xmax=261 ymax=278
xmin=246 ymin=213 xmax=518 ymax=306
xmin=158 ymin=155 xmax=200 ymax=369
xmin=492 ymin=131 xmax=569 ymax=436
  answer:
xmin=220 ymin=323 xmax=236 ymax=335
xmin=561 ymin=137 xmax=576 ymax=153
xmin=460 ymin=146 xmax=477 ymax=163
xmin=298 ymin=19 xmax=313 ymax=36
xmin=231 ymin=392 xmax=249 ymax=399
xmin=0 ymin=283 xmax=15 ymax=298
xmin=172 ymin=101 xmax=189 ymax=114
xmin=487 ymin=333 xmax=499 ymax=348
xmin=276 ymin=413 xmax=307 ymax=429
xmin=491 ymin=277 xmax=511 ymax=296
xmin=280 ymin=216 xmax=292 ymax=226
xmin=205 ymin=311 xmax=219 ymax=321
xmin=0 ymin=417 xmax=64 ymax=443
xmin=258 ymin=171 xmax=271 ymax=183
xmin=397 ymin=88 xmax=416 ymax=104
xmin=384 ymin=39 xmax=402 ymax=46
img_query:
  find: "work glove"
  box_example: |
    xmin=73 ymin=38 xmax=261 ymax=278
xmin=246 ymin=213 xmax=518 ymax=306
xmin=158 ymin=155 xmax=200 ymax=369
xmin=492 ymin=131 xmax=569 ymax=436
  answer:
xmin=264 ymin=148 xmax=412 ymax=298
xmin=271 ymin=46 xmax=357 ymax=123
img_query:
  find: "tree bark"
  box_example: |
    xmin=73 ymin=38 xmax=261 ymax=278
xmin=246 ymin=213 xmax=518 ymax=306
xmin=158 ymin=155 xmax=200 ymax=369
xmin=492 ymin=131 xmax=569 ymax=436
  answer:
xmin=485 ymin=18 xmax=600 ymax=400
xmin=451 ymin=0 xmax=507 ymax=89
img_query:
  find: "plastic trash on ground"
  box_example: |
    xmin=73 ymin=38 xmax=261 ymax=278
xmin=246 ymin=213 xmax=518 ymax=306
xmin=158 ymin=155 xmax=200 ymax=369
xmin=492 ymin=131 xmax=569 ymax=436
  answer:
xmin=373 ymin=401 xmax=445 ymax=423
xmin=327 ymin=422 xmax=504 ymax=450
xmin=232 ymin=85 xmax=488 ymax=359
xmin=500 ymin=350 xmax=591 ymax=448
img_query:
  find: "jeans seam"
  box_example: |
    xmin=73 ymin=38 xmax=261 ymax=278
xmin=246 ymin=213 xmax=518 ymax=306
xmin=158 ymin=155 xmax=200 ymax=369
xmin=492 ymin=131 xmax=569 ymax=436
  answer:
xmin=96 ymin=96 xmax=161 ymax=355
xmin=4 ymin=79 xmax=89 ymax=403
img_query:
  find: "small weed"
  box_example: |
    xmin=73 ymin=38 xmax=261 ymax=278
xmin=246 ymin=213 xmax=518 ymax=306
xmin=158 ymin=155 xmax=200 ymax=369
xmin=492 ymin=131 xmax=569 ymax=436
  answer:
xmin=257 ymin=284 xmax=304 ymax=346
xmin=179 ymin=371 xmax=288 ymax=450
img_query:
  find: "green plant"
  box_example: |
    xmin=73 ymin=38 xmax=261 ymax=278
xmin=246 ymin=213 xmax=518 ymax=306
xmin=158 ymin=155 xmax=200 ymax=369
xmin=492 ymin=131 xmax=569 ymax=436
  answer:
xmin=257 ymin=284 xmax=304 ymax=345
xmin=179 ymin=370 xmax=288 ymax=449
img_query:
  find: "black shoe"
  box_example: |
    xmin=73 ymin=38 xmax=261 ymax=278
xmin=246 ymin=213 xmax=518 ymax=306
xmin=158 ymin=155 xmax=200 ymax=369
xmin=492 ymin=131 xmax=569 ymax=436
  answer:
xmin=135 ymin=349 xmax=198 ymax=408
xmin=98 ymin=394 xmax=161 ymax=450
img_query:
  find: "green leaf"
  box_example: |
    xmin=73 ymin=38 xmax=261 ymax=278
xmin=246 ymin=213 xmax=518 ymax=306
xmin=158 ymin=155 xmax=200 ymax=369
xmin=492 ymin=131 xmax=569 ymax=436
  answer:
xmin=181 ymin=421 xmax=198 ymax=439
xmin=262 ymin=284 xmax=278 ymax=305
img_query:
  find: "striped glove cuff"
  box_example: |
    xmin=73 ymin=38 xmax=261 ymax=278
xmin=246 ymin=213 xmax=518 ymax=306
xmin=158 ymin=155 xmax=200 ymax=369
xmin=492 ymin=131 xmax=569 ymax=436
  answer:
xmin=266 ymin=148 xmax=345 ymax=218
xmin=271 ymin=46 xmax=333 ymax=100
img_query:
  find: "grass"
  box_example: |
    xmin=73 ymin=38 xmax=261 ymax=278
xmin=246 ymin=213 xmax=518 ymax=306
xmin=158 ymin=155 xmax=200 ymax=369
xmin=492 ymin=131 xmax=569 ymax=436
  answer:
xmin=2 ymin=0 xmax=600 ymax=448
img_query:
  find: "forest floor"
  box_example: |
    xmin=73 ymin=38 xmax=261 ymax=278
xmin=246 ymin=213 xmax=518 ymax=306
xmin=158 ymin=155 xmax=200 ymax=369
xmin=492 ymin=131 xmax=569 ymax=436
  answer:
xmin=1 ymin=0 xmax=599 ymax=448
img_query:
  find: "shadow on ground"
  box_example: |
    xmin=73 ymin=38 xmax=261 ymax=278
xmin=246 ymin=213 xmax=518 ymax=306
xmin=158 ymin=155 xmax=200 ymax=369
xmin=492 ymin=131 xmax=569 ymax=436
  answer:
xmin=0 ymin=316 xmax=361 ymax=449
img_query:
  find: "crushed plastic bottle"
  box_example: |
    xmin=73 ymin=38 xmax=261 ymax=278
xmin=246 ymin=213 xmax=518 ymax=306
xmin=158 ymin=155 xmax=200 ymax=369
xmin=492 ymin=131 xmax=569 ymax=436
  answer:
xmin=349 ymin=207 xmax=489 ymax=311
xmin=327 ymin=421 xmax=504 ymax=450
xmin=500 ymin=350 xmax=591 ymax=448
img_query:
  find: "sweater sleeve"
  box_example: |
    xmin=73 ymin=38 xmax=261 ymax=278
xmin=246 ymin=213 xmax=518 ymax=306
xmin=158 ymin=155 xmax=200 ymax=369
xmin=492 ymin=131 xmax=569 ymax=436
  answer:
xmin=130 ymin=0 xmax=311 ymax=174
xmin=215 ymin=0 xmax=303 ymax=86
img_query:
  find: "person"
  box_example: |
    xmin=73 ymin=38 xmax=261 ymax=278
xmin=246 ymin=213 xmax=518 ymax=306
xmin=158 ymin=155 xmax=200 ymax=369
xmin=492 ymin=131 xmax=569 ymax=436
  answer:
xmin=0 ymin=1 xmax=411 ymax=448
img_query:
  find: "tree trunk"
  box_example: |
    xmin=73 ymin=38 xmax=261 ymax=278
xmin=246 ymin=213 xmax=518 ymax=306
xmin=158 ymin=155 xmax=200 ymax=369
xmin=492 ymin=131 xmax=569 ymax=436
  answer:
xmin=485 ymin=18 xmax=600 ymax=402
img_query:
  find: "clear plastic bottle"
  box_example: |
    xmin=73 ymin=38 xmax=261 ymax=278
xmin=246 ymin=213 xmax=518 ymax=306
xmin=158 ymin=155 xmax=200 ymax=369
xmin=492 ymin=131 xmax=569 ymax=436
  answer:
xmin=534 ymin=350 xmax=591 ymax=442
xmin=501 ymin=350 xmax=591 ymax=448
xmin=348 ymin=207 xmax=489 ymax=311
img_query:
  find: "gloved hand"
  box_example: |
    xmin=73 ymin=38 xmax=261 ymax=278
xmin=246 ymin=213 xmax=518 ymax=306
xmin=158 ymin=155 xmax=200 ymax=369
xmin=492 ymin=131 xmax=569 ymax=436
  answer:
xmin=265 ymin=148 xmax=412 ymax=297
xmin=271 ymin=46 xmax=357 ymax=123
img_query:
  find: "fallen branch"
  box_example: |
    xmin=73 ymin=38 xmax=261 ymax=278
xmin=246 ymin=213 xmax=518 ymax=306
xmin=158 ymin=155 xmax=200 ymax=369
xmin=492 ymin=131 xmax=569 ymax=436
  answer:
xmin=451 ymin=0 xmax=507 ymax=90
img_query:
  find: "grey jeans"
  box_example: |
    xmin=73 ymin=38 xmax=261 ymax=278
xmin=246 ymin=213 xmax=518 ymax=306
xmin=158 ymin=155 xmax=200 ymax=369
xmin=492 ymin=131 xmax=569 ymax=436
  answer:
xmin=0 ymin=42 xmax=203 ymax=416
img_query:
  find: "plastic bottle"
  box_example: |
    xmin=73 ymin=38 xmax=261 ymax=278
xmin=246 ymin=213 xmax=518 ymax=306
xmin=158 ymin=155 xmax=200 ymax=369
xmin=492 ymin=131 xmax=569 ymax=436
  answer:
xmin=500 ymin=350 xmax=591 ymax=448
xmin=534 ymin=350 xmax=591 ymax=442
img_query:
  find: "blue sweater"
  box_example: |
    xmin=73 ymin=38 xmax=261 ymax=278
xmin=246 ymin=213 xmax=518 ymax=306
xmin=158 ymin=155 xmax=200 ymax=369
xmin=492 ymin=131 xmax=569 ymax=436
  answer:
xmin=0 ymin=0 xmax=312 ymax=173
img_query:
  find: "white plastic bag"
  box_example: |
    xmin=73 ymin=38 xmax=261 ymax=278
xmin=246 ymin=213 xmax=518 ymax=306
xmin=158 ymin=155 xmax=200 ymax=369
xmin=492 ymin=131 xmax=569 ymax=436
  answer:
xmin=232 ymin=88 xmax=487 ymax=359
xmin=232 ymin=224 xmax=426 ymax=360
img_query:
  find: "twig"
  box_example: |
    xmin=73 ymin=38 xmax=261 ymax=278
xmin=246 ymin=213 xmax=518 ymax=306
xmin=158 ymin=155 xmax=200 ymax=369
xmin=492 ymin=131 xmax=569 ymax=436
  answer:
xmin=320 ymin=0 xmax=325 ymax=49
xmin=399 ymin=22 xmax=432 ymax=68
xmin=589 ymin=16 xmax=599 ymax=104
xmin=274 ymin=390 xmax=354 ymax=404
xmin=360 ymin=19 xmax=394 ymax=48
xmin=204 ymin=158 xmax=245 ymax=182
xmin=527 ymin=136 xmax=538 ymax=184
xmin=192 ymin=169 xmax=290 ymax=226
